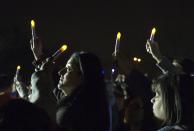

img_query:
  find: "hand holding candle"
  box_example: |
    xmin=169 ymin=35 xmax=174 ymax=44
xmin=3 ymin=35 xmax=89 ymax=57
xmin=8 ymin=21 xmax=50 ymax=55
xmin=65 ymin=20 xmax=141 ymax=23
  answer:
xmin=149 ymin=27 xmax=156 ymax=42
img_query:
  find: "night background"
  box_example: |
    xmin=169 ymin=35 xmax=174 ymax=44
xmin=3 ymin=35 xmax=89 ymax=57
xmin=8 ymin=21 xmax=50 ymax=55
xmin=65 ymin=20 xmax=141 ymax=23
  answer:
xmin=0 ymin=0 xmax=194 ymax=82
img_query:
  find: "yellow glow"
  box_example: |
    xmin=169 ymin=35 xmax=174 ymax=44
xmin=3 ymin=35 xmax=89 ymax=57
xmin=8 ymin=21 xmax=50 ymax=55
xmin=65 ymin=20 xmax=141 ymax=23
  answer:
xmin=138 ymin=58 xmax=141 ymax=62
xmin=59 ymin=44 xmax=68 ymax=52
xmin=117 ymin=32 xmax=121 ymax=40
xmin=151 ymin=27 xmax=156 ymax=36
xmin=133 ymin=57 xmax=138 ymax=61
xmin=31 ymin=20 xmax=35 ymax=28
xmin=17 ymin=65 xmax=21 ymax=70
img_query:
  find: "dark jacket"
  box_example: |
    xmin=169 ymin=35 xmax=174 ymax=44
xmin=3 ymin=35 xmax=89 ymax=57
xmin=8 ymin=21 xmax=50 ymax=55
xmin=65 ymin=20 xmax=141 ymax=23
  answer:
xmin=56 ymin=86 xmax=110 ymax=131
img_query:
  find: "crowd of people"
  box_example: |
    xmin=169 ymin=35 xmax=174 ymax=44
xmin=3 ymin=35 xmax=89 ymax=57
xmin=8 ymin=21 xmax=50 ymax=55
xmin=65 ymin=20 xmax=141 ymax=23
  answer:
xmin=0 ymin=32 xmax=194 ymax=131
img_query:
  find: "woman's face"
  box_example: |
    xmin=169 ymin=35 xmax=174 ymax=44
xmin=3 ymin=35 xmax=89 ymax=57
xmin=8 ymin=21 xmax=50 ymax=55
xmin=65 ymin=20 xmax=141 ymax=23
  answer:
xmin=57 ymin=57 xmax=82 ymax=93
xmin=151 ymin=86 xmax=165 ymax=121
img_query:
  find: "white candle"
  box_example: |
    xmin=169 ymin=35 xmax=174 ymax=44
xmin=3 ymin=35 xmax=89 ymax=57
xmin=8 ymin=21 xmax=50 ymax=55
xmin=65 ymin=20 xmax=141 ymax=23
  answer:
xmin=52 ymin=44 xmax=68 ymax=61
xmin=15 ymin=65 xmax=21 ymax=80
xmin=149 ymin=27 xmax=156 ymax=41
xmin=31 ymin=20 xmax=36 ymax=44
xmin=114 ymin=32 xmax=121 ymax=54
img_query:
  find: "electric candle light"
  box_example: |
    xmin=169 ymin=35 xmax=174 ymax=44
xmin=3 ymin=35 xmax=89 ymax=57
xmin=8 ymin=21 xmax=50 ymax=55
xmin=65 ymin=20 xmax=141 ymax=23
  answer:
xmin=149 ymin=27 xmax=156 ymax=41
xmin=17 ymin=65 xmax=21 ymax=70
xmin=52 ymin=44 xmax=68 ymax=61
xmin=31 ymin=20 xmax=36 ymax=38
xmin=15 ymin=65 xmax=21 ymax=80
xmin=115 ymin=32 xmax=121 ymax=54
xmin=31 ymin=19 xmax=36 ymax=46
xmin=59 ymin=45 xmax=68 ymax=52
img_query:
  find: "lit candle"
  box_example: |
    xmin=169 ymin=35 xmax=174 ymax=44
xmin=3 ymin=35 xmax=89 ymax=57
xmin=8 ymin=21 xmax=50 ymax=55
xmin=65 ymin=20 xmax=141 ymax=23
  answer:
xmin=31 ymin=20 xmax=36 ymax=38
xmin=149 ymin=27 xmax=156 ymax=42
xmin=31 ymin=20 xmax=36 ymax=44
xmin=115 ymin=32 xmax=121 ymax=55
xmin=15 ymin=65 xmax=21 ymax=80
xmin=52 ymin=44 xmax=68 ymax=61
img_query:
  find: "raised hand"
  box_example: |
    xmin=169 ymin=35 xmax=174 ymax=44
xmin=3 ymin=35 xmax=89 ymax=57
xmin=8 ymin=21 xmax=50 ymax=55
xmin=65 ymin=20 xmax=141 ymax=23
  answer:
xmin=30 ymin=37 xmax=44 ymax=61
xmin=146 ymin=40 xmax=163 ymax=63
xmin=14 ymin=75 xmax=29 ymax=100
xmin=112 ymin=51 xmax=131 ymax=76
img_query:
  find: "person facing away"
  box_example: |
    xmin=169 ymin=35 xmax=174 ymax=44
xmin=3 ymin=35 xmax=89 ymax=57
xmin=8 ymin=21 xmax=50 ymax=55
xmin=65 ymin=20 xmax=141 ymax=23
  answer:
xmin=151 ymin=73 xmax=194 ymax=131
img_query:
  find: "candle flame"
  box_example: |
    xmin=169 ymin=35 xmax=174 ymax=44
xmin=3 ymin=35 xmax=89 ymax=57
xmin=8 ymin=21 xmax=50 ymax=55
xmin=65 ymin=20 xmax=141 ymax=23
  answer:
xmin=59 ymin=44 xmax=68 ymax=52
xmin=31 ymin=20 xmax=35 ymax=28
xmin=17 ymin=65 xmax=21 ymax=70
xmin=117 ymin=32 xmax=121 ymax=40
xmin=151 ymin=27 xmax=156 ymax=36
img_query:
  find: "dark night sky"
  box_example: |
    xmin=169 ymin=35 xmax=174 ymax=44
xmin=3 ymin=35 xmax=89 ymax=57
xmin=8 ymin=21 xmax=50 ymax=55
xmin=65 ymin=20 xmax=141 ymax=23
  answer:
xmin=0 ymin=0 xmax=194 ymax=80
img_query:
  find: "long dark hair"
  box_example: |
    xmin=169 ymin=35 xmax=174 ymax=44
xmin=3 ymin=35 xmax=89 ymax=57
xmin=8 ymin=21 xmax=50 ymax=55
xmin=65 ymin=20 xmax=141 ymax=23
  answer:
xmin=69 ymin=51 xmax=105 ymax=92
xmin=152 ymin=73 xmax=194 ymax=128
xmin=69 ymin=51 xmax=110 ymax=130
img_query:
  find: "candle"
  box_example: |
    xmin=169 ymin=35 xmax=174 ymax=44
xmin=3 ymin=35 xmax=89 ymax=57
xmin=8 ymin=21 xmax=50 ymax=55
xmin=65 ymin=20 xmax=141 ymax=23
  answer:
xmin=149 ymin=27 xmax=156 ymax=41
xmin=15 ymin=65 xmax=21 ymax=80
xmin=31 ymin=20 xmax=36 ymax=37
xmin=31 ymin=20 xmax=36 ymax=44
xmin=52 ymin=44 xmax=68 ymax=61
xmin=115 ymin=32 xmax=121 ymax=54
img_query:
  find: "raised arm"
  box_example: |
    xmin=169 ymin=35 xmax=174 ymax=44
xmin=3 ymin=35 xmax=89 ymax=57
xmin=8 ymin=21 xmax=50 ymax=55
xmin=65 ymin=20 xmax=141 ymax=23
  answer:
xmin=30 ymin=58 xmax=57 ymax=121
xmin=146 ymin=40 xmax=177 ymax=74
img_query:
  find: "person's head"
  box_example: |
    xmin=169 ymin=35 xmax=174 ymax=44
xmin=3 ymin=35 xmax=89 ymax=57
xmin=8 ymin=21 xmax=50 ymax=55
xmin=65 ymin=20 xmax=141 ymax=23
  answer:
xmin=57 ymin=52 xmax=109 ymax=130
xmin=57 ymin=53 xmax=82 ymax=94
xmin=58 ymin=51 xmax=104 ymax=95
xmin=0 ymin=99 xmax=53 ymax=131
xmin=151 ymin=74 xmax=194 ymax=126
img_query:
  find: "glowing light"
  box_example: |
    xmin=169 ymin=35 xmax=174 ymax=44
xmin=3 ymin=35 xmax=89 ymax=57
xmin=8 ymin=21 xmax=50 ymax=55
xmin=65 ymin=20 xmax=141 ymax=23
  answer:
xmin=150 ymin=27 xmax=156 ymax=41
xmin=31 ymin=20 xmax=35 ymax=28
xmin=133 ymin=57 xmax=138 ymax=61
xmin=31 ymin=19 xmax=36 ymax=43
xmin=151 ymin=28 xmax=156 ymax=36
xmin=52 ymin=44 xmax=68 ymax=61
xmin=17 ymin=65 xmax=21 ymax=70
xmin=15 ymin=65 xmax=21 ymax=80
xmin=115 ymin=32 xmax=122 ymax=54
xmin=59 ymin=44 xmax=68 ymax=52
xmin=112 ymin=68 xmax=115 ymax=73
xmin=117 ymin=32 xmax=121 ymax=40
xmin=137 ymin=58 xmax=141 ymax=62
